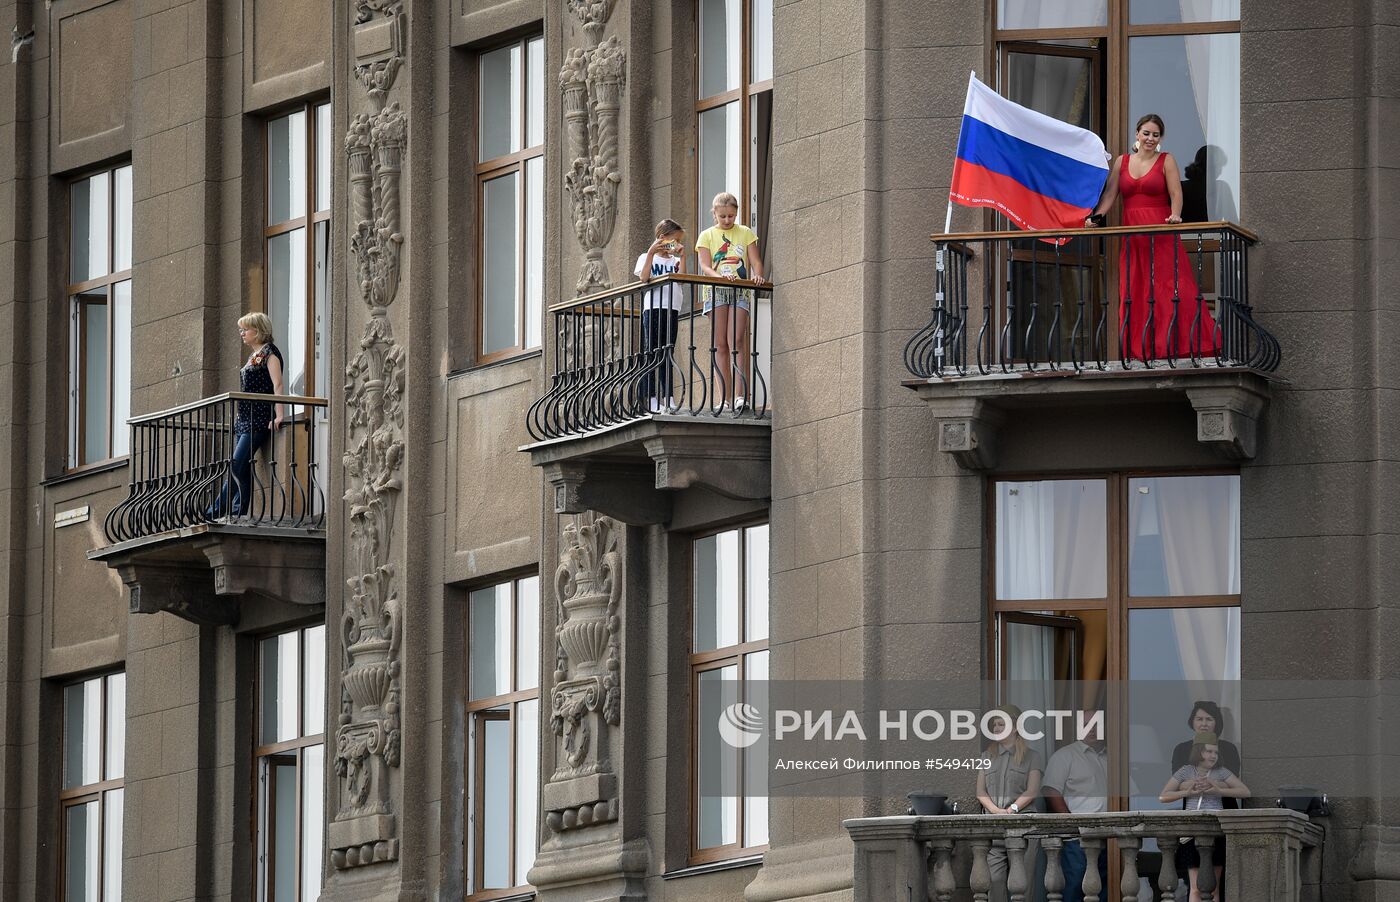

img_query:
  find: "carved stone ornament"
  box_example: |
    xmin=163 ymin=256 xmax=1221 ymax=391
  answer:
xmin=561 ymin=0 xmax=626 ymax=295
xmin=543 ymin=513 xmax=623 ymax=832
xmin=331 ymin=0 xmax=409 ymax=872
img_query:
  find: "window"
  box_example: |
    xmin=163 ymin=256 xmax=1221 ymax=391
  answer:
xmin=994 ymin=1 xmax=1240 ymax=222
xmin=67 ymin=164 xmax=133 ymax=467
xmin=696 ymin=0 xmax=772 ymax=238
xmin=477 ymin=36 xmax=545 ymax=361
xmin=466 ymin=575 xmax=540 ymax=897
xmin=265 ymin=103 xmax=332 ymax=397
xmin=60 ymin=672 xmax=125 ymax=902
xmin=255 ymin=625 xmax=326 ymax=902
xmin=691 ymin=523 xmax=768 ymax=862
xmin=991 ymin=474 xmax=1241 ymax=811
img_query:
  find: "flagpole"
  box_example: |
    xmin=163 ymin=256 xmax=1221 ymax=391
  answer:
xmin=944 ymin=70 xmax=976 ymax=236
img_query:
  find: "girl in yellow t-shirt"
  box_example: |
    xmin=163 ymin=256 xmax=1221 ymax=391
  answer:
xmin=695 ymin=192 xmax=767 ymax=409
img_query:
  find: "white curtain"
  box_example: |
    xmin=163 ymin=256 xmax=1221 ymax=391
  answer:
xmin=1179 ymin=4 xmax=1241 ymax=220
xmin=1005 ymin=620 xmax=1059 ymax=770
xmin=997 ymin=481 xmax=1107 ymax=600
xmin=998 ymin=0 xmax=1108 ymax=29
xmin=1153 ymin=475 xmax=1240 ymax=597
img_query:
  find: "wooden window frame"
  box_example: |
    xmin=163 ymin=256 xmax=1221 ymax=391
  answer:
xmin=66 ymin=164 xmax=133 ymax=469
xmin=986 ymin=470 xmax=1240 ymax=897
xmin=252 ymin=624 xmax=327 ymax=902
xmin=262 ymin=101 xmax=332 ymax=397
xmin=58 ymin=671 xmax=125 ymax=902
xmin=687 ymin=521 xmax=769 ymax=866
xmin=693 ymin=0 xmax=773 ymax=237
xmin=475 ymin=35 xmax=545 ymax=366
xmin=465 ymin=574 xmax=540 ymax=901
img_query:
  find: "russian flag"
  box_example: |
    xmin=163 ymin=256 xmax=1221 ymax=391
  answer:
xmin=950 ymin=73 xmax=1110 ymax=238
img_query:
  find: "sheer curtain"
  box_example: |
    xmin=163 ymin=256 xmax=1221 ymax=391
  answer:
xmin=997 ymin=481 xmax=1107 ymax=600
xmin=1153 ymin=475 xmax=1240 ymax=596
xmin=1179 ymin=2 xmax=1240 ymax=220
xmin=998 ymin=0 xmax=1108 ymax=28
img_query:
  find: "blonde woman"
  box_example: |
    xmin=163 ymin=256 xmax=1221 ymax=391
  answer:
xmin=976 ymin=706 xmax=1043 ymax=902
xmin=213 ymin=313 xmax=285 ymax=516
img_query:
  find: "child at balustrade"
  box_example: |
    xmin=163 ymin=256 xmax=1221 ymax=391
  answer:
xmin=695 ymin=191 xmax=766 ymax=409
xmin=634 ymin=219 xmax=686 ymax=413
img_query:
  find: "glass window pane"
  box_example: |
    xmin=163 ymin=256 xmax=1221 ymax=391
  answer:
xmin=105 ymin=673 xmax=126 ymax=781
xmin=698 ymin=102 xmax=742 ymax=223
xmin=268 ymin=110 xmax=308 ymax=225
xmin=514 ymin=699 xmax=539 ymax=887
xmin=110 ymin=281 xmax=132 ymax=458
xmin=260 ymin=632 xmax=301 ymax=745
xmin=696 ymin=665 xmax=739 ymax=849
xmin=113 ymin=165 xmax=133 ymax=272
xmin=524 ymin=157 xmax=544 ymax=350
xmin=81 ymin=299 xmax=110 ymax=465
xmin=995 ymin=480 xmax=1108 ymax=600
xmin=301 ymin=745 xmax=325 ymax=900
xmin=526 ymin=37 xmax=544 ymax=149
xmin=1130 ymin=0 xmax=1239 ymax=24
xmin=698 ymin=0 xmax=741 ymax=98
xmin=64 ymin=679 xmax=102 ymax=788
xmin=744 ymin=525 xmax=769 ymax=642
xmin=1127 ymin=606 xmax=1241 ymax=812
xmin=480 ymin=44 xmax=521 ymax=160
xmin=997 ymin=0 xmax=1107 ymax=28
xmin=693 ymin=530 xmax=741 ymax=652
xmin=71 ymin=171 xmax=110 ymax=283
xmin=480 ymin=716 xmax=511 ymax=889
xmin=515 ymin=577 xmax=539 ymax=692
xmin=303 ymin=626 xmax=326 ymax=737
xmin=1129 ymin=33 xmax=1240 ymax=223
xmin=743 ymin=650 xmax=768 ymax=847
xmin=751 ymin=0 xmax=773 ymax=84
xmin=481 ymin=172 xmax=520 ymax=355
xmin=316 ymin=103 xmax=332 ymax=212
xmin=1005 ymin=51 xmax=1095 ymax=131
xmin=103 ymin=789 xmax=123 ymax=902
xmin=470 ymin=584 xmax=512 ymax=700
xmin=272 ymin=760 xmax=298 ymax=901
xmin=266 ymin=227 xmax=308 ymax=395
xmin=1128 ymin=475 xmax=1240 ymax=596
xmin=64 ymin=800 xmax=100 ymax=902
xmin=314 ymin=220 xmax=330 ymax=396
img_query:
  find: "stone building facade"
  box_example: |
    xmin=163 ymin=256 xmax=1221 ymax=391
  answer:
xmin=0 ymin=0 xmax=1396 ymax=900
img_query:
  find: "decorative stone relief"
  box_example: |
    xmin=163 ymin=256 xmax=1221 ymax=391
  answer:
xmin=561 ymin=0 xmax=626 ymax=295
xmin=543 ymin=513 xmax=623 ymax=832
xmin=331 ymin=0 xmax=409 ymax=871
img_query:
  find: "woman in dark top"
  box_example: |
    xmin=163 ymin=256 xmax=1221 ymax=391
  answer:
xmin=219 ymin=312 xmax=285 ymax=516
xmin=1170 ymin=701 xmax=1242 ymax=808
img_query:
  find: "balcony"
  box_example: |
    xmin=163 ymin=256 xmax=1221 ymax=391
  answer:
xmin=847 ymin=810 xmax=1321 ymax=902
xmin=524 ymin=275 xmax=772 ymax=525
xmin=88 ymin=393 xmax=328 ymax=625
xmin=903 ymin=223 xmax=1282 ymax=467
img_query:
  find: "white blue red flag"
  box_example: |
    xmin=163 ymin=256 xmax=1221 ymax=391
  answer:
xmin=949 ymin=73 xmax=1110 ymax=236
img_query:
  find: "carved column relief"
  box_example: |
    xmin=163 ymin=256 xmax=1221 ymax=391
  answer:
xmin=330 ymin=0 xmax=409 ymax=871
xmin=542 ymin=513 xmax=623 ymax=832
xmin=562 ymin=0 xmax=626 ymax=295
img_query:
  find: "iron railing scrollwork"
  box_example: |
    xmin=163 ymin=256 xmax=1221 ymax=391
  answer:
xmin=102 ymin=393 xmax=329 ymax=544
xmin=904 ymin=222 xmax=1281 ymax=379
xmin=527 ymin=274 xmax=773 ymax=441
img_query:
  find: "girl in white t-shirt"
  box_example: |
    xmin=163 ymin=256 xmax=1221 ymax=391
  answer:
xmin=634 ymin=219 xmax=685 ymax=412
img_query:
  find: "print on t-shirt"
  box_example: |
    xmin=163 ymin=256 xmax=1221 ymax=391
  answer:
xmin=634 ymin=252 xmax=683 ymax=310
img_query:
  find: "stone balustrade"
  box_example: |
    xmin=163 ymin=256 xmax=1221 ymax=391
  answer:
xmin=846 ymin=809 xmax=1322 ymax=902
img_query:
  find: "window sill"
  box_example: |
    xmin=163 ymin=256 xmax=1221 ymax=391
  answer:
xmin=450 ymin=347 xmax=543 ymax=378
xmin=42 ymin=457 xmax=128 ymax=487
xmin=466 ymin=889 xmax=535 ymax=902
xmin=664 ymin=852 xmax=764 ymax=880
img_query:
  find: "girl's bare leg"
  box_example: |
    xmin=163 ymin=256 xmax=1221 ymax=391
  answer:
xmin=1188 ymin=867 xmax=1201 ymax=902
xmin=729 ymin=307 xmax=752 ymax=405
xmin=711 ymin=305 xmax=732 ymax=404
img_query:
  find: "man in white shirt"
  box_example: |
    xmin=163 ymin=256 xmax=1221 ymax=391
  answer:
xmin=1042 ymin=728 xmax=1108 ymax=902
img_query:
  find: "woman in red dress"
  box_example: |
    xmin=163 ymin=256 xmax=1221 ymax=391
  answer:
xmin=1086 ymin=114 xmax=1219 ymax=363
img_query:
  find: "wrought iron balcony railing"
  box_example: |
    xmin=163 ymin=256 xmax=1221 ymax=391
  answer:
xmin=526 ymin=274 xmax=773 ymax=441
xmin=904 ymin=222 xmax=1281 ymax=379
xmin=102 ymin=393 xmax=328 ymax=544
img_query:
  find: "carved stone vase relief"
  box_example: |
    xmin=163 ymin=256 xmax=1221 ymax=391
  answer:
xmin=330 ymin=0 xmax=409 ymax=871
xmin=542 ymin=512 xmax=623 ymax=833
xmin=562 ymin=0 xmax=627 ymax=295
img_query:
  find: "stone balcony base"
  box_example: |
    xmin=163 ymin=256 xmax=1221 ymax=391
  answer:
xmin=906 ymin=366 xmax=1276 ymax=468
xmin=523 ymin=414 xmax=771 ymax=526
xmin=88 ymin=524 xmax=326 ymax=626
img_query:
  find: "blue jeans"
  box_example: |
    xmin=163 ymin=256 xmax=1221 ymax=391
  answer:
xmin=1060 ymin=839 xmax=1107 ymax=902
xmin=213 ymin=429 xmax=268 ymax=517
